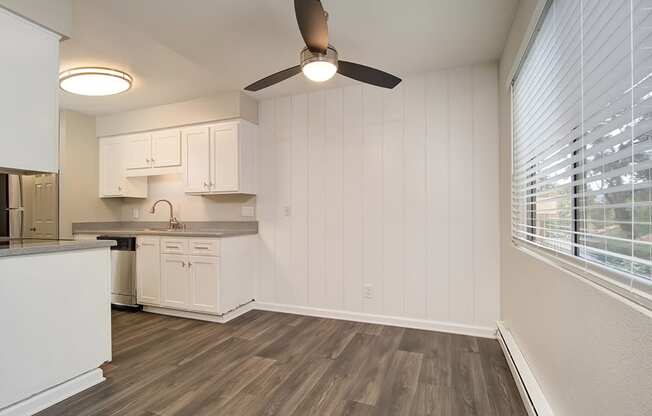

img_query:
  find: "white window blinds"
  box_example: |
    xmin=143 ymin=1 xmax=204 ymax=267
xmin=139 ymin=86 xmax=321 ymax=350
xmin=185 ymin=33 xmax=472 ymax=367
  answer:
xmin=512 ymin=0 xmax=652 ymax=298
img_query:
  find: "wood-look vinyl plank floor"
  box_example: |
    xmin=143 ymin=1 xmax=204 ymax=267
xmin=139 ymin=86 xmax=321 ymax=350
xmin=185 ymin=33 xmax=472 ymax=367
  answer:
xmin=37 ymin=310 xmax=526 ymax=416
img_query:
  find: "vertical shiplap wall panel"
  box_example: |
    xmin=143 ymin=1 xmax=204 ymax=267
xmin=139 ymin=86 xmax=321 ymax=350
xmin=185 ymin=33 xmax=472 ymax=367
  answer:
xmin=362 ymin=85 xmax=384 ymax=314
xmin=257 ymin=99 xmax=277 ymax=302
xmin=324 ymin=89 xmax=344 ymax=309
xmin=425 ymin=71 xmax=451 ymax=321
xmin=341 ymin=85 xmax=364 ymax=312
xmin=448 ymin=67 xmax=475 ymax=324
xmin=308 ymin=91 xmax=326 ymax=307
xmin=382 ymin=84 xmax=405 ymax=316
xmin=472 ymin=64 xmax=500 ymax=327
xmin=404 ymin=75 xmax=428 ymax=318
xmin=257 ymin=64 xmax=500 ymax=330
xmin=290 ymin=94 xmax=309 ymax=306
xmin=273 ymin=97 xmax=293 ymax=305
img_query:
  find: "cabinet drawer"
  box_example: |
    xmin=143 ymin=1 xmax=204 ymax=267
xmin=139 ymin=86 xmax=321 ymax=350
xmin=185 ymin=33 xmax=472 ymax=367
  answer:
xmin=161 ymin=238 xmax=189 ymax=254
xmin=190 ymin=239 xmax=220 ymax=256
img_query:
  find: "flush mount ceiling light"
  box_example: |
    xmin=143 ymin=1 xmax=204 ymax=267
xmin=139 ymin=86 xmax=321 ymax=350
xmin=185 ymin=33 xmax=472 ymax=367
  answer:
xmin=59 ymin=67 xmax=132 ymax=96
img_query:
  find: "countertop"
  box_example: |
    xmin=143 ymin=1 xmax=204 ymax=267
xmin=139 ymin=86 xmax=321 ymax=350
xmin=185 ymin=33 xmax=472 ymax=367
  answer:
xmin=0 ymin=238 xmax=116 ymax=258
xmin=72 ymin=229 xmax=258 ymax=238
xmin=72 ymin=221 xmax=258 ymax=239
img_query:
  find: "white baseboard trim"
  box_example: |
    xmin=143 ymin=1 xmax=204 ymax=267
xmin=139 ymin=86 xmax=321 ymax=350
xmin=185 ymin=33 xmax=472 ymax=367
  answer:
xmin=497 ymin=321 xmax=554 ymax=416
xmin=0 ymin=368 xmax=105 ymax=416
xmin=253 ymin=302 xmax=496 ymax=338
xmin=143 ymin=302 xmax=255 ymax=324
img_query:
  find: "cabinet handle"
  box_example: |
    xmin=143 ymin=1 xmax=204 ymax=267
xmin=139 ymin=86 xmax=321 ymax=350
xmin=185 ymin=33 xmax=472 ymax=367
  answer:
xmin=203 ymin=181 xmax=209 ymax=188
xmin=118 ymin=186 xmax=122 ymax=191
xmin=146 ymin=158 xmax=150 ymax=163
xmin=181 ymin=261 xmax=186 ymax=267
xmin=195 ymin=246 xmax=209 ymax=250
xmin=188 ymin=262 xmax=192 ymax=267
xmin=151 ymin=158 xmax=155 ymax=163
xmin=166 ymin=245 xmax=180 ymax=249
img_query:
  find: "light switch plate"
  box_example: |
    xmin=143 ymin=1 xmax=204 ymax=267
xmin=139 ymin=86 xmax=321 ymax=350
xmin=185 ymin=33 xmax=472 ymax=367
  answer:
xmin=241 ymin=206 xmax=255 ymax=217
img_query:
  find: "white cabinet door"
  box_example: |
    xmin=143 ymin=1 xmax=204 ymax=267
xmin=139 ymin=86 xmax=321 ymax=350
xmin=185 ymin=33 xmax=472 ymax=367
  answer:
xmin=189 ymin=256 xmax=219 ymax=313
xmin=136 ymin=237 xmax=161 ymax=305
xmin=125 ymin=133 xmax=151 ymax=170
xmin=152 ymin=129 xmax=181 ymax=168
xmin=99 ymin=140 xmax=123 ymax=196
xmin=0 ymin=9 xmax=59 ymax=173
xmin=161 ymin=254 xmax=190 ymax=309
xmin=184 ymin=127 xmax=211 ymax=193
xmin=210 ymin=124 xmax=239 ymax=192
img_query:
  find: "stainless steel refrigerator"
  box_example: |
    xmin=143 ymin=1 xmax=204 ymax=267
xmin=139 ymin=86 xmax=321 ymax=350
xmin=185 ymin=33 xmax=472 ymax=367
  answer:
xmin=0 ymin=173 xmax=58 ymax=239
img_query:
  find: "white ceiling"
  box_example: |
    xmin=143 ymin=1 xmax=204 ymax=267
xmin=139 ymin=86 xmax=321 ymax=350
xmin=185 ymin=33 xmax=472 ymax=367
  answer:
xmin=60 ymin=0 xmax=519 ymax=115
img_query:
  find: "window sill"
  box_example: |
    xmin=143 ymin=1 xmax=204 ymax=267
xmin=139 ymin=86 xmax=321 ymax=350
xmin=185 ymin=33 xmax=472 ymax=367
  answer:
xmin=512 ymin=238 xmax=652 ymax=312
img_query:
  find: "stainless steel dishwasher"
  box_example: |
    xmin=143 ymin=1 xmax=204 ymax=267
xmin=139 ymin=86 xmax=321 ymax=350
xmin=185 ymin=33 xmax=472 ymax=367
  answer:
xmin=97 ymin=235 xmax=139 ymax=309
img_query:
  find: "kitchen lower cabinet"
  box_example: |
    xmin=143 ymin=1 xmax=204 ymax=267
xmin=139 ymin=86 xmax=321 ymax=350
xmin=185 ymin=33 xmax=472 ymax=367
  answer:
xmin=189 ymin=255 xmax=219 ymax=313
xmin=135 ymin=235 xmax=254 ymax=319
xmin=136 ymin=237 xmax=161 ymax=305
xmin=161 ymin=254 xmax=191 ymax=308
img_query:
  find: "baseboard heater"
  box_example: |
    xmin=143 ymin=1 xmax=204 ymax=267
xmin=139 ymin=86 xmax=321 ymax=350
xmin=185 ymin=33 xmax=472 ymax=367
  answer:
xmin=496 ymin=321 xmax=554 ymax=416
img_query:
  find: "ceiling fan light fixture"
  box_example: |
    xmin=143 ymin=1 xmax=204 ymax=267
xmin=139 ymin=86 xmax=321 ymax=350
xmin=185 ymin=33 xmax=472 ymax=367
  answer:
xmin=59 ymin=67 xmax=132 ymax=96
xmin=300 ymin=46 xmax=338 ymax=82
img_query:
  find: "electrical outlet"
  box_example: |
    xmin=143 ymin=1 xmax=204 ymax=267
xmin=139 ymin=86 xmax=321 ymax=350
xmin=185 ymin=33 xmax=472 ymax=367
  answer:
xmin=132 ymin=208 xmax=140 ymax=219
xmin=364 ymin=284 xmax=373 ymax=299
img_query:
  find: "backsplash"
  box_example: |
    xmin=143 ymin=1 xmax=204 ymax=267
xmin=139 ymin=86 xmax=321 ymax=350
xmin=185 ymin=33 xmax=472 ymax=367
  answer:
xmin=119 ymin=174 xmax=256 ymax=222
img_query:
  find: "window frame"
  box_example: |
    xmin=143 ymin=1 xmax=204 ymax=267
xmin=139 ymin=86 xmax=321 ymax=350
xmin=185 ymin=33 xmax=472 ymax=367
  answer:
xmin=509 ymin=0 xmax=652 ymax=311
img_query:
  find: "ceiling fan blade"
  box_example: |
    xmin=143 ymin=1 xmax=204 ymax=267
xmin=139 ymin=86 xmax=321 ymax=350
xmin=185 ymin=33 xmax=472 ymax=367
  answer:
xmin=294 ymin=0 xmax=328 ymax=52
xmin=337 ymin=61 xmax=402 ymax=89
xmin=244 ymin=65 xmax=302 ymax=92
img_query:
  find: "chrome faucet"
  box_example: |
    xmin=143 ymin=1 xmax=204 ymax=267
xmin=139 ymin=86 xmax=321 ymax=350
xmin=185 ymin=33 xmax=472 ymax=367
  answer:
xmin=149 ymin=199 xmax=181 ymax=230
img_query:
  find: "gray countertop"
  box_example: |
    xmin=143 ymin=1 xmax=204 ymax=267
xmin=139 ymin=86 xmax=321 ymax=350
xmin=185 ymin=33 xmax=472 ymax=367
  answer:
xmin=72 ymin=221 xmax=258 ymax=238
xmin=0 ymin=238 xmax=116 ymax=258
xmin=72 ymin=229 xmax=258 ymax=238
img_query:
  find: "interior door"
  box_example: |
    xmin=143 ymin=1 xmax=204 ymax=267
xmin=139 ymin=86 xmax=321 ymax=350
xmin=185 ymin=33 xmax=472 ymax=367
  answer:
xmin=136 ymin=237 xmax=161 ymax=305
xmin=210 ymin=124 xmax=239 ymax=192
xmin=125 ymin=133 xmax=151 ymax=170
xmin=184 ymin=127 xmax=211 ymax=193
xmin=152 ymin=129 xmax=181 ymax=168
xmin=161 ymin=254 xmax=190 ymax=309
xmin=32 ymin=174 xmax=57 ymax=238
xmin=189 ymin=255 xmax=219 ymax=313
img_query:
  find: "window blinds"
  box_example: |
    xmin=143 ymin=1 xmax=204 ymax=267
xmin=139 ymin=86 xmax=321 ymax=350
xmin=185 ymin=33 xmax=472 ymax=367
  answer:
xmin=512 ymin=0 xmax=652 ymax=295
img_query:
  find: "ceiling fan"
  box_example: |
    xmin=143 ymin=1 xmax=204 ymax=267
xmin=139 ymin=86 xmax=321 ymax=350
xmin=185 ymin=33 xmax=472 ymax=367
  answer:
xmin=244 ymin=0 xmax=402 ymax=92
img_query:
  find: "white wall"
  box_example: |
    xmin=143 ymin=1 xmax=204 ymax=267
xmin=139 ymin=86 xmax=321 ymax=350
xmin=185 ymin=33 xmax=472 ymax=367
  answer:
xmin=499 ymin=1 xmax=652 ymax=415
xmin=0 ymin=0 xmax=72 ymax=38
xmin=95 ymin=92 xmax=258 ymax=138
xmin=256 ymin=63 xmax=500 ymax=334
xmin=59 ymin=110 xmax=122 ymax=238
xmin=119 ymin=174 xmax=256 ymax=222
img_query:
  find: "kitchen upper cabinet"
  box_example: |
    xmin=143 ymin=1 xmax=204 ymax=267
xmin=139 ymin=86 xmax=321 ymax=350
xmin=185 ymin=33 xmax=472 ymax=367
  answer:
xmin=0 ymin=9 xmax=60 ymax=173
xmin=125 ymin=134 xmax=151 ymax=170
xmin=152 ymin=130 xmax=182 ymax=168
xmin=161 ymin=254 xmax=190 ymax=309
xmin=184 ymin=120 xmax=257 ymax=195
xmin=125 ymin=129 xmax=182 ymax=177
xmin=183 ymin=127 xmax=211 ymax=193
xmin=99 ymin=138 xmax=147 ymax=198
xmin=136 ymin=237 xmax=161 ymax=305
xmin=189 ymin=255 xmax=219 ymax=313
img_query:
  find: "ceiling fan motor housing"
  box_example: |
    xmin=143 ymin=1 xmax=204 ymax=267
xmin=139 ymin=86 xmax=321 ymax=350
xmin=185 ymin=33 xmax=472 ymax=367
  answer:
xmin=300 ymin=45 xmax=338 ymax=70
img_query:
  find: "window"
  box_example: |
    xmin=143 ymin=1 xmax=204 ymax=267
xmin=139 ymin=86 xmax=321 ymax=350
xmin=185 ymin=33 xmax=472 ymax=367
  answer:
xmin=512 ymin=0 xmax=652 ymax=305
